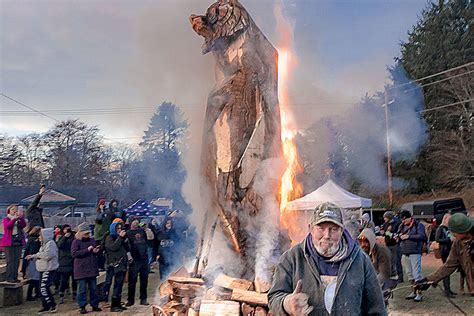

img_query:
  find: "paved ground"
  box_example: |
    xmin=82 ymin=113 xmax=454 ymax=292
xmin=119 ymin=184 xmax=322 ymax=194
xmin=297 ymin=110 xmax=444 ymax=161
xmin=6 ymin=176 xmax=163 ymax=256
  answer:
xmin=388 ymin=254 xmax=473 ymax=315
xmin=1 ymin=254 xmax=473 ymax=315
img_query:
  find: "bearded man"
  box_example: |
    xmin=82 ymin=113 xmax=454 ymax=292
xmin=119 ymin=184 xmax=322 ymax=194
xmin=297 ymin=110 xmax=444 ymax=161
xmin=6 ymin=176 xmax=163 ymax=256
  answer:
xmin=268 ymin=203 xmax=386 ymax=316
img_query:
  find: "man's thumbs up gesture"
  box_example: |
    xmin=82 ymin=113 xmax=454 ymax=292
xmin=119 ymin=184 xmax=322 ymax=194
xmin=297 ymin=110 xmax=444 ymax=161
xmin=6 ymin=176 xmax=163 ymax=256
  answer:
xmin=283 ymin=280 xmax=314 ymax=315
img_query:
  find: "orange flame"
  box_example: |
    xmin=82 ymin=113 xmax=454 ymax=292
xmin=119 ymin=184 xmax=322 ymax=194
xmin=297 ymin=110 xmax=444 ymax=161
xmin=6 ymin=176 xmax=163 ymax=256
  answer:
xmin=275 ymin=4 xmax=303 ymax=231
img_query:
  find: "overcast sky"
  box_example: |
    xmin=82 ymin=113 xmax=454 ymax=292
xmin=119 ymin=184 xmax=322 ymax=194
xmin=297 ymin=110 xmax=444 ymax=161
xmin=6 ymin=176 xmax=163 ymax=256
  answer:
xmin=0 ymin=0 xmax=427 ymax=142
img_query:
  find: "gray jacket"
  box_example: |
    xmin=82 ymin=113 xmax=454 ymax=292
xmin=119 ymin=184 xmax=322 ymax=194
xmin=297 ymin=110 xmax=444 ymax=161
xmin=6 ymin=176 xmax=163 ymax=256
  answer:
xmin=32 ymin=228 xmax=59 ymax=272
xmin=268 ymin=237 xmax=386 ymax=316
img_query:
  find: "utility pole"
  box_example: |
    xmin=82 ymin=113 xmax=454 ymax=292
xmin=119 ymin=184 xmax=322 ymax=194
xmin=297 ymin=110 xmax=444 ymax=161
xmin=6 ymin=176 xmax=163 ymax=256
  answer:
xmin=384 ymin=88 xmax=393 ymax=209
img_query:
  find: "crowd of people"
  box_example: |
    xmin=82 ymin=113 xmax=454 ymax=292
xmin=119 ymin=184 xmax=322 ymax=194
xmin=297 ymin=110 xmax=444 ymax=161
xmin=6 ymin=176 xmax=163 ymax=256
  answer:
xmin=1 ymin=187 xmax=182 ymax=314
xmin=268 ymin=203 xmax=473 ymax=315
xmin=1 ymin=186 xmax=472 ymax=315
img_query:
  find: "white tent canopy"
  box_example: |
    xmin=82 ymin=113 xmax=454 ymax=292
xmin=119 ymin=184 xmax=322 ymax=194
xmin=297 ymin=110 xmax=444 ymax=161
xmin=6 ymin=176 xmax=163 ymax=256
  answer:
xmin=286 ymin=179 xmax=372 ymax=211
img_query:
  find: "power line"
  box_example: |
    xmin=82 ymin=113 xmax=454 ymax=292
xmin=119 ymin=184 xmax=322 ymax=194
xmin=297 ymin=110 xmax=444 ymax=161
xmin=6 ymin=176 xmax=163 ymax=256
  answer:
xmin=0 ymin=93 xmax=59 ymax=122
xmin=390 ymin=98 xmax=473 ymax=119
xmin=0 ymin=93 xmax=128 ymax=145
xmin=389 ymin=61 xmax=474 ymax=90
xmin=399 ymin=69 xmax=474 ymax=93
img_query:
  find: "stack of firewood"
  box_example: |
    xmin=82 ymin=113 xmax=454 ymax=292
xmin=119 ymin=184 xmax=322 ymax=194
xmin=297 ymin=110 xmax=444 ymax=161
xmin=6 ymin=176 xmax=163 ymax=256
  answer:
xmin=153 ymin=267 xmax=271 ymax=316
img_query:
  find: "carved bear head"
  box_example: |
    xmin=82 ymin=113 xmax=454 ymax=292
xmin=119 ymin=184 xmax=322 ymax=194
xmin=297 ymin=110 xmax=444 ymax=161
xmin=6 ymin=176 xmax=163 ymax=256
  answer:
xmin=190 ymin=0 xmax=249 ymax=54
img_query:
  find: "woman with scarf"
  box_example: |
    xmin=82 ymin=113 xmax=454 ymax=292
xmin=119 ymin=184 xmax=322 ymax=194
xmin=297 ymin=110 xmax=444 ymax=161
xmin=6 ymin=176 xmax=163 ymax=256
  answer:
xmin=22 ymin=226 xmax=42 ymax=300
xmin=1 ymin=204 xmax=27 ymax=283
xmin=104 ymin=221 xmax=129 ymax=312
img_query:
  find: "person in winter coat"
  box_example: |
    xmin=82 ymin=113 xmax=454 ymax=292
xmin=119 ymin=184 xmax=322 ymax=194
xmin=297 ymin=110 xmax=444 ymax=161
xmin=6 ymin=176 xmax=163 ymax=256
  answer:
xmin=397 ymin=210 xmax=426 ymax=302
xmin=25 ymin=228 xmax=59 ymax=314
xmin=126 ymin=217 xmax=150 ymax=306
xmin=434 ymin=213 xmax=457 ymax=297
xmin=26 ymin=185 xmax=46 ymax=230
xmin=148 ymin=218 xmax=160 ymax=269
xmin=101 ymin=217 xmax=131 ymax=302
xmin=104 ymin=222 xmax=129 ymax=312
xmin=1 ymin=204 xmax=27 ymax=282
xmin=416 ymin=213 xmax=473 ymax=296
xmin=380 ymin=211 xmax=403 ymax=282
xmin=57 ymin=224 xmax=77 ymax=304
xmin=268 ymin=203 xmax=386 ymax=316
xmin=157 ymin=218 xmax=179 ymax=279
xmin=109 ymin=199 xmax=126 ymax=222
xmin=139 ymin=222 xmax=155 ymax=269
xmin=358 ymin=228 xmax=398 ymax=301
xmin=360 ymin=213 xmax=375 ymax=232
xmin=93 ymin=199 xmax=109 ymax=271
xmin=22 ymin=226 xmax=41 ymax=301
xmin=71 ymin=223 xmax=102 ymax=314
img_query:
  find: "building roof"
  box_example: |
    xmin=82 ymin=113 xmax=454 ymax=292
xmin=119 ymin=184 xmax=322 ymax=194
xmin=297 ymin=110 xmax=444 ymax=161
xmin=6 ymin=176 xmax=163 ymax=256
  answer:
xmin=20 ymin=189 xmax=77 ymax=206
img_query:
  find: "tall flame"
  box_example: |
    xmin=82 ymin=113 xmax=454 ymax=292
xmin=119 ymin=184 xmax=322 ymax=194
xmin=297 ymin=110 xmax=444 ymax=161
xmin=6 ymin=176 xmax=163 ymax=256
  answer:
xmin=275 ymin=4 xmax=303 ymax=227
xmin=278 ymin=50 xmax=302 ymax=214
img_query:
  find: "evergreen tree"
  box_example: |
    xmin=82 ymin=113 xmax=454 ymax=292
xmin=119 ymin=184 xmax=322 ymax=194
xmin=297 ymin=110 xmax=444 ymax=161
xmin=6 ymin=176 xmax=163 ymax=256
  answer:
xmin=136 ymin=102 xmax=190 ymax=211
xmin=400 ymin=0 xmax=473 ymax=189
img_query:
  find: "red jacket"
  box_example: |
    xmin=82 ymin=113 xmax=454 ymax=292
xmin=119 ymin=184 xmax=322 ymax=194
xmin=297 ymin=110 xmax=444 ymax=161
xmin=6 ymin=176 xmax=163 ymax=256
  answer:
xmin=0 ymin=216 xmax=27 ymax=247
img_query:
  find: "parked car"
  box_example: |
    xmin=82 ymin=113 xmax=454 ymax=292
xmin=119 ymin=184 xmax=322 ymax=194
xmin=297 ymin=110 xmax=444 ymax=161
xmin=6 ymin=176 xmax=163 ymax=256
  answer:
xmin=400 ymin=198 xmax=467 ymax=223
xmin=63 ymin=211 xmax=86 ymax=218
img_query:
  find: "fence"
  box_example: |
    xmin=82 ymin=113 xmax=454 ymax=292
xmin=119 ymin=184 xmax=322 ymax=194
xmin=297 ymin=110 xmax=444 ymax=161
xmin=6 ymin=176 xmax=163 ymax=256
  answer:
xmin=44 ymin=216 xmax=95 ymax=229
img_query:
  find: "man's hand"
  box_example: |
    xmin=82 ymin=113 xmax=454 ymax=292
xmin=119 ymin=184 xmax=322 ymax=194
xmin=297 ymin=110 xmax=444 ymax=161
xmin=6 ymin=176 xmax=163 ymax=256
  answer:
xmin=92 ymin=246 xmax=101 ymax=253
xmin=400 ymin=234 xmax=409 ymax=240
xmin=283 ymin=280 xmax=313 ymax=316
xmin=119 ymin=230 xmax=127 ymax=238
xmin=25 ymin=255 xmax=33 ymax=260
xmin=87 ymin=246 xmax=94 ymax=252
xmin=414 ymin=278 xmax=431 ymax=291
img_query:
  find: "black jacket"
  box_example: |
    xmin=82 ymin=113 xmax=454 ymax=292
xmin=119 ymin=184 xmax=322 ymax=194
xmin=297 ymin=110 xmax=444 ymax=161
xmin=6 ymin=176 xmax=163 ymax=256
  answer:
xmin=26 ymin=193 xmax=45 ymax=229
xmin=157 ymin=228 xmax=177 ymax=260
xmin=57 ymin=234 xmax=75 ymax=273
xmin=104 ymin=234 xmax=128 ymax=272
xmin=126 ymin=228 xmax=148 ymax=260
xmin=21 ymin=235 xmax=41 ymax=275
xmin=435 ymin=225 xmax=452 ymax=259
xmin=382 ymin=218 xmax=400 ymax=247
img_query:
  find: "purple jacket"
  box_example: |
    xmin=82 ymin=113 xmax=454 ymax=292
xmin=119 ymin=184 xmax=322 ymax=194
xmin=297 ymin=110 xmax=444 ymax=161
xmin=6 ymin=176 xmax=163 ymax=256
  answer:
xmin=0 ymin=216 xmax=27 ymax=247
xmin=71 ymin=237 xmax=99 ymax=280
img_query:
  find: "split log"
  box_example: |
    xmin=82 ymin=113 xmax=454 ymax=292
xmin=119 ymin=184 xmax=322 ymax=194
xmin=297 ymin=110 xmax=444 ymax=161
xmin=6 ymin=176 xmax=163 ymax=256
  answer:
xmin=167 ymin=276 xmax=205 ymax=286
xmin=231 ymin=288 xmax=268 ymax=306
xmin=214 ymin=273 xmax=253 ymax=290
xmin=242 ymin=303 xmax=256 ymax=316
xmin=204 ymin=286 xmax=232 ymax=300
xmin=159 ymin=266 xmax=190 ymax=297
xmin=159 ymin=281 xmax=174 ymax=297
xmin=160 ymin=300 xmax=186 ymax=314
xmin=199 ymin=300 xmax=240 ymax=316
xmin=188 ymin=308 xmax=199 ymax=316
xmin=254 ymin=277 xmax=271 ymax=293
xmin=172 ymin=285 xmax=205 ymax=298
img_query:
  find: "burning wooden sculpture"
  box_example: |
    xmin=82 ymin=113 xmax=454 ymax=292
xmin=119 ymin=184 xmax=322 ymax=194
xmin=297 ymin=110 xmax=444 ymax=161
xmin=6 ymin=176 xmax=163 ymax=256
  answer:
xmin=190 ymin=0 xmax=283 ymax=279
